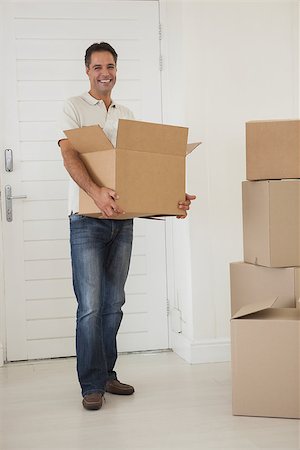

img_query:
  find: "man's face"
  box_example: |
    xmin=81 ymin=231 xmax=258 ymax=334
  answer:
xmin=86 ymin=51 xmax=117 ymax=96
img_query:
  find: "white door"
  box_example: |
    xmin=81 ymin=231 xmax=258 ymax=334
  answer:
xmin=0 ymin=0 xmax=169 ymax=361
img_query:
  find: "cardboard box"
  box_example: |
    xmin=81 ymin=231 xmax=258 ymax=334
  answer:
xmin=64 ymin=119 xmax=199 ymax=219
xmin=231 ymin=298 xmax=300 ymax=419
xmin=230 ymin=262 xmax=299 ymax=316
xmin=246 ymin=120 xmax=300 ymax=180
xmin=242 ymin=180 xmax=300 ymax=267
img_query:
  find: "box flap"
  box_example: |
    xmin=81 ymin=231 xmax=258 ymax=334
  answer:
xmin=116 ymin=119 xmax=188 ymax=156
xmin=232 ymin=297 xmax=278 ymax=319
xmin=64 ymin=125 xmax=114 ymax=154
xmin=186 ymin=142 xmax=201 ymax=155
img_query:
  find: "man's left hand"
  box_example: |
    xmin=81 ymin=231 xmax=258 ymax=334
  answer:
xmin=177 ymin=193 xmax=196 ymax=219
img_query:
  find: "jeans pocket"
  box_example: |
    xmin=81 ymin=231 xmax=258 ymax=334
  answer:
xmin=69 ymin=214 xmax=86 ymax=223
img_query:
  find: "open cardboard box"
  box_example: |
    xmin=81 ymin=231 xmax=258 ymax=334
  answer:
xmin=64 ymin=119 xmax=200 ymax=219
xmin=230 ymin=262 xmax=300 ymax=316
xmin=246 ymin=119 xmax=300 ymax=180
xmin=242 ymin=180 xmax=300 ymax=267
xmin=231 ymin=298 xmax=300 ymax=419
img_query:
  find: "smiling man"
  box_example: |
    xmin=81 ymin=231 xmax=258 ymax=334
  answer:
xmin=87 ymin=48 xmax=116 ymax=109
xmin=58 ymin=42 xmax=195 ymax=411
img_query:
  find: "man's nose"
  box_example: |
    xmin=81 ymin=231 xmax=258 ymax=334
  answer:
xmin=101 ymin=68 xmax=109 ymax=76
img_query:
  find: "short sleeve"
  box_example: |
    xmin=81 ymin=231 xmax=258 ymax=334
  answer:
xmin=57 ymin=99 xmax=80 ymax=145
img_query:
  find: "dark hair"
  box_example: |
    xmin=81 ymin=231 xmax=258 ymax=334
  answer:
xmin=85 ymin=42 xmax=118 ymax=68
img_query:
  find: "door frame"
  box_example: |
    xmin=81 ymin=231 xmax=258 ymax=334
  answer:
xmin=159 ymin=0 xmax=187 ymax=343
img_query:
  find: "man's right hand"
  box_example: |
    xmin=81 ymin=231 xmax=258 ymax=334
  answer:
xmin=92 ymin=186 xmax=124 ymax=218
xmin=59 ymin=139 xmax=124 ymax=218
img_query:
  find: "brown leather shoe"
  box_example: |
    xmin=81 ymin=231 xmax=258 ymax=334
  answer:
xmin=105 ymin=379 xmax=135 ymax=395
xmin=82 ymin=392 xmax=103 ymax=410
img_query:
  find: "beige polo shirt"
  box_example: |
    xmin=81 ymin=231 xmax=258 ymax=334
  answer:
xmin=59 ymin=92 xmax=134 ymax=214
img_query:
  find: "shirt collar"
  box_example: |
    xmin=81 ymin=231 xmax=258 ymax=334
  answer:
xmin=81 ymin=92 xmax=116 ymax=108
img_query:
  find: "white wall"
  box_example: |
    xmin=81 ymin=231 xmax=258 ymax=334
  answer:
xmin=161 ymin=0 xmax=299 ymax=362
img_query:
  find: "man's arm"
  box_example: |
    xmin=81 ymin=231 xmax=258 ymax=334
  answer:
xmin=59 ymin=138 xmax=123 ymax=218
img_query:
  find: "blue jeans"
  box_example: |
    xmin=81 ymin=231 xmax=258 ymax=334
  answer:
xmin=69 ymin=215 xmax=133 ymax=397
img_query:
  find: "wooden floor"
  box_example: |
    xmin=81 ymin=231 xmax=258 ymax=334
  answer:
xmin=0 ymin=351 xmax=299 ymax=450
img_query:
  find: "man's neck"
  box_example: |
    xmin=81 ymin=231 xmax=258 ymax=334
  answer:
xmin=89 ymin=90 xmax=112 ymax=111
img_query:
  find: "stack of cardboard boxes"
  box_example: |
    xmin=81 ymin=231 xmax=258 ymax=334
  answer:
xmin=230 ymin=120 xmax=300 ymax=419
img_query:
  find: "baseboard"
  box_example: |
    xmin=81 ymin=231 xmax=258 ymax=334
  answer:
xmin=190 ymin=338 xmax=231 ymax=364
xmin=0 ymin=342 xmax=4 ymax=367
xmin=171 ymin=332 xmax=231 ymax=364
xmin=170 ymin=331 xmax=193 ymax=362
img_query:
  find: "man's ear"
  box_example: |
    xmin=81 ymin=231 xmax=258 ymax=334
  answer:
xmin=86 ymin=66 xmax=90 ymax=76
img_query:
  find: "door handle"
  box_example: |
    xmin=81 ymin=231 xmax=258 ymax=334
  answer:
xmin=7 ymin=194 xmax=27 ymax=200
xmin=4 ymin=185 xmax=27 ymax=222
xmin=4 ymin=149 xmax=13 ymax=172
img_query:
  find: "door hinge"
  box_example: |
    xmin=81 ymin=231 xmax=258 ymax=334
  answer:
xmin=159 ymin=22 xmax=162 ymax=40
xmin=166 ymin=298 xmax=170 ymax=316
xmin=159 ymin=55 xmax=163 ymax=72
